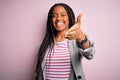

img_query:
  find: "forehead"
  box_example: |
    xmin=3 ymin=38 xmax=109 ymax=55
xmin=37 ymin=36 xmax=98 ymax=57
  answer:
xmin=53 ymin=6 xmax=67 ymax=13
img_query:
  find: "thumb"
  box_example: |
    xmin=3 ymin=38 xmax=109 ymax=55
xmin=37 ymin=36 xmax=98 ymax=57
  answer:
xmin=77 ymin=13 xmax=83 ymax=23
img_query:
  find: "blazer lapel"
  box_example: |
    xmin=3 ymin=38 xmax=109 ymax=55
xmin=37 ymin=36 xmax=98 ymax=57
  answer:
xmin=68 ymin=40 xmax=83 ymax=80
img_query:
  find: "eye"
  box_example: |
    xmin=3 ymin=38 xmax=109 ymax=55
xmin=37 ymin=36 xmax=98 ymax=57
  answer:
xmin=52 ymin=14 xmax=57 ymax=18
xmin=61 ymin=13 xmax=66 ymax=17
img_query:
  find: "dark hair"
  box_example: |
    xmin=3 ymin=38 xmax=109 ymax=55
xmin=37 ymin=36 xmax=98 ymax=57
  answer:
xmin=35 ymin=3 xmax=75 ymax=80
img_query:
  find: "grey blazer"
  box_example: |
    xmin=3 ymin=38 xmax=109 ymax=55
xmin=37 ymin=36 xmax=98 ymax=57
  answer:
xmin=68 ymin=40 xmax=95 ymax=80
xmin=39 ymin=38 xmax=95 ymax=80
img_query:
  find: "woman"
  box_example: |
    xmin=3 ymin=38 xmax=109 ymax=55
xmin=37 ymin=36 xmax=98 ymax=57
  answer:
xmin=34 ymin=3 xmax=95 ymax=80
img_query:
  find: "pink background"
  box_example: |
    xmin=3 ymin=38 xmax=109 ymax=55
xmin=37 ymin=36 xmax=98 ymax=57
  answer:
xmin=0 ymin=0 xmax=120 ymax=80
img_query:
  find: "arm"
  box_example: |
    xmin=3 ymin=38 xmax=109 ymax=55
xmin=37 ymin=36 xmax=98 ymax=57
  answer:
xmin=65 ymin=14 xmax=95 ymax=59
xmin=77 ymin=36 xmax=95 ymax=60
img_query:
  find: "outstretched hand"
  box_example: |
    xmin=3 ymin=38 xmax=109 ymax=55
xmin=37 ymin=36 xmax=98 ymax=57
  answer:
xmin=65 ymin=13 xmax=85 ymax=41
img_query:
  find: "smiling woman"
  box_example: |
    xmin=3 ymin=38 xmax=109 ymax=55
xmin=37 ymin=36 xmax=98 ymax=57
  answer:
xmin=52 ymin=6 xmax=69 ymax=33
xmin=34 ymin=3 xmax=95 ymax=80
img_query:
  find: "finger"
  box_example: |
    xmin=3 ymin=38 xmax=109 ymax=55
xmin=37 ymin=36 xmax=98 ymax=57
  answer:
xmin=65 ymin=31 xmax=76 ymax=38
xmin=77 ymin=13 xmax=83 ymax=23
xmin=65 ymin=29 xmax=76 ymax=37
xmin=69 ymin=31 xmax=76 ymax=35
xmin=65 ymin=33 xmax=77 ymax=40
xmin=68 ymin=23 xmax=78 ymax=32
xmin=65 ymin=32 xmax=68 ymax=37
xmin=66 ymin=37 xmax=74 ymax=40
xmin=65 ymin=34 xmax=75 ymax=40
xmin=68 ymin=26 xmax=76 ymax=32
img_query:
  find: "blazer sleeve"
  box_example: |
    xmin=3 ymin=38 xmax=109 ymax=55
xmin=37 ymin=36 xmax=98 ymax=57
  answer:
xmin=77 ymin=36 xmax=95 ymax=60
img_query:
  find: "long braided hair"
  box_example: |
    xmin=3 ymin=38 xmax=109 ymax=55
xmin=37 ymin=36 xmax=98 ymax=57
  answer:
xmin=35 ymin=3 xmax=75 ymax=80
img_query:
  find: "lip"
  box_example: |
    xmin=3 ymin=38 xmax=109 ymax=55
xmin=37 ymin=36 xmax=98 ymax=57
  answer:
xmin=56 ymin=22 xmax=64 ymax=26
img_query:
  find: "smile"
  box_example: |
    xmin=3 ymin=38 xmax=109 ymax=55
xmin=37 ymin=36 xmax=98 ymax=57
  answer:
xmin=56 ymin=22 xmax=64 ymax=26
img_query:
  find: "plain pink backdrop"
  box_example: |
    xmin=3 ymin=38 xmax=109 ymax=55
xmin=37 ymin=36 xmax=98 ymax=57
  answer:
xmin=0 ymin=0 xmax=120 ymax=80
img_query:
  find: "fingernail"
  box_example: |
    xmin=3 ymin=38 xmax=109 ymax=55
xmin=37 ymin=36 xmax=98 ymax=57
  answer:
xmin=65 ymin=32 xmax=68 ymax=37
xmin=65 ymin=35 xmax=67 ymax=37
xmin=66 ymin=32 xmax=68 ymax=35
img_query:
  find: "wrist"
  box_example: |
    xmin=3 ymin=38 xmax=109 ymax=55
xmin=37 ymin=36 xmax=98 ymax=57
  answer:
xmin=76 ymin=33 xmax=86 ymax=42
xmin=77 ymin=34 xmax=88 ymax=46
xmin=80 ymin=35 xmax=88 ymax=46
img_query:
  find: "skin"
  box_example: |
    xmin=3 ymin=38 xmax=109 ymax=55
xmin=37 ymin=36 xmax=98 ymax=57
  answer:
xmin=52 ymin=6 xmax=90 ymax=49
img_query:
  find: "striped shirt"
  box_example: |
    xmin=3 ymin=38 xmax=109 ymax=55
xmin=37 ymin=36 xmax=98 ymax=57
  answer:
xmin=45 ymin=39 xmax=71 ymax=80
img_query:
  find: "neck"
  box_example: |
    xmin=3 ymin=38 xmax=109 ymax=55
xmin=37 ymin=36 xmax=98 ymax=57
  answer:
xmin=55 ymin=30 xmax=67 ymax=42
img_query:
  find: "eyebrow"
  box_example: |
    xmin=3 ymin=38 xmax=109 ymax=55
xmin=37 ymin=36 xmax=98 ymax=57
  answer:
xmin=52 ymin=12 xmax=67 ymax=14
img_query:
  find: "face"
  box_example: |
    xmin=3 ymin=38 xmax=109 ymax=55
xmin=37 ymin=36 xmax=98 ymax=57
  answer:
xmin=52 ymin=6 xmax=69 ymax=32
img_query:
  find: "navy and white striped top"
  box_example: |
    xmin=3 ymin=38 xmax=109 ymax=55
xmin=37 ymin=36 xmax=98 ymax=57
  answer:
xmin=45 ymin=39 xmax=71 ymax=80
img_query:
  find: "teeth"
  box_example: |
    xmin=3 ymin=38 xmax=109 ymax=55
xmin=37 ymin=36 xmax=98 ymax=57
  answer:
xmin=57 ymin=22 xmax=64 ymax=25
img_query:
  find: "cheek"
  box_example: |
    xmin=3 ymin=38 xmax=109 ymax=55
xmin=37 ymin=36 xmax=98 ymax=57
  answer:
xmin=52 ymin=18 xmax=54 ymax=23
xmin=65 ymin=18 xmax=69 ymax=26
xmin=52 ymin=19 xmax=56 ymax=25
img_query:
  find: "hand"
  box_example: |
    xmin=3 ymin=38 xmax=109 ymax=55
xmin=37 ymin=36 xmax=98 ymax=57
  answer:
xmin=65 ymin=13 xmax=85 ymax=41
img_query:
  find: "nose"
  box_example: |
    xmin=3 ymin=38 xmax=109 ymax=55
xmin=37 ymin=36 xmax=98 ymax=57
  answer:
xmin=56 ymin=15 xmax=61 ymax=21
